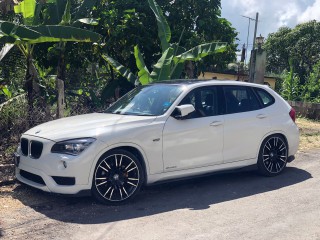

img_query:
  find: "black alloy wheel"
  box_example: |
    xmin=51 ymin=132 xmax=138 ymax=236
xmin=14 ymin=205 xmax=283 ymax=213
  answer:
xmin=258 ymin=135 xmax=288 ymax=176
xmin=92 ymin=149 xmax=144 ymax=204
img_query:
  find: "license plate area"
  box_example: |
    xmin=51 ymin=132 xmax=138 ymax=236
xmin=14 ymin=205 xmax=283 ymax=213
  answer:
xmin=14 ymin=152 xmax=20 ymax=167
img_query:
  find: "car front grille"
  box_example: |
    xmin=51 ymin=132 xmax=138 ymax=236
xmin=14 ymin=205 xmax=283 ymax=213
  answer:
xmin=20 ymin=138 xmax=43 ymax=159
xmin=21 ymin=138 xmax=28 ymax=156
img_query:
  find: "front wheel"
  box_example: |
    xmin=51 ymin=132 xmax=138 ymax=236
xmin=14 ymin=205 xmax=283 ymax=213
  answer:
xmin=257 ymin=135 xmax=288 ymax=177
xmin=92 ymin=149 xmax=144 ymax=204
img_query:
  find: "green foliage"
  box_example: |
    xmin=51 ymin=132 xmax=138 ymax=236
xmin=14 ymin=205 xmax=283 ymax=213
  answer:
xmin=303 ymin=61 xmax=320 ymax=103
xmin=101 ymin=77 xmax=134 ymax=103
xmin=0 ymin=20 xmax=100 ymax=45
xmin=147 ymin=0 xmax=171 ymax=52
xmin=279 ymin=60 xmax=301 ymax=101
xmin=60 ymin=0 xmax=71 ymax=25
xmin=265 ymin=21 xmax=320 ymax=84
xmin=95 ymin=0 xmax=236 ymax=80
xmin=0 ymin=85 xmax=12 ymax=99
xmin=281 ymin=70 xmax=301 ymax=101
xmin=104 ymin=0 xmax=227 ymax=85
xmin=13 ymin=0 xmax=36 ymax=25
xmin=0 ymin=45 xmax=25 ymax=104
xmin=1 ymin=0 xmax=236 ymax=109
xmin=0 ymin=20 xmax=42 ymax=42
xmin=0 ymin=96 xmax=30 ymax=149
xmin=134 ymin=45 xmax=151 ymax=85
xmin=102 ymin=54 xmax=137 ymax=83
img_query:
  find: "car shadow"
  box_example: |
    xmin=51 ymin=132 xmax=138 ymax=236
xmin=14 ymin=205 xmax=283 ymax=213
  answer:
xmin=12 ymin=167 xmax=311 ymax=224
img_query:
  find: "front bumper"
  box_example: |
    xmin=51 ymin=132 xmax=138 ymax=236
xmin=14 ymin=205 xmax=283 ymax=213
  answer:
xmin=16 ymin=165 xmax=87 ymax=194
xmin=15 ymin=135 xmax=102 ymax=195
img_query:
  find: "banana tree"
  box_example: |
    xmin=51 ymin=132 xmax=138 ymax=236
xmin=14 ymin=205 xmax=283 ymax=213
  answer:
xmin=0 ymin=0 xmax=101 ymax=118
xmin=41 ymin=0 xmax=99 ymax=118
xmin=102 ymin=0 xmax=227 ymax=86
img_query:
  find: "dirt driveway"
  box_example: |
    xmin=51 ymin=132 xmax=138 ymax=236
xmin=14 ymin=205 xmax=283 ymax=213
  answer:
xmin=1 ymin=149 xmax=320 ymax=240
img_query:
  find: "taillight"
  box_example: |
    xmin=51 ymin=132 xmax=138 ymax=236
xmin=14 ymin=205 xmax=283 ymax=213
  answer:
xmin=289 ymin=108 xmax=296 ymax=123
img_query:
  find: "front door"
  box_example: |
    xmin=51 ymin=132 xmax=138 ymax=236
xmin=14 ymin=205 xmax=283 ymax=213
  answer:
xmin=162 ymin=86 xmax=224 ymax=171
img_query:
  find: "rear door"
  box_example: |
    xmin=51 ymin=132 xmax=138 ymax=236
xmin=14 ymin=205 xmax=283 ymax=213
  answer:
xmin=222 ymin=85 xmax=271 ymax=163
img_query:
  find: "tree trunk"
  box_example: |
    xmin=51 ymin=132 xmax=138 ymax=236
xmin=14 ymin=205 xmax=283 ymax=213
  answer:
xmin=25 ymin=53 xmax=41 ymax=126
xmin=56 ymin=45 xmax=66 ymax=119
xmin=185 ymin=61 xmax=194 ymax=79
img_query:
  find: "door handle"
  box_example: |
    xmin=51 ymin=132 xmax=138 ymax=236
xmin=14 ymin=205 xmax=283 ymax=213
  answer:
xmin=210 ymin=121 xmax=223 ymax=126
xmin=257 ymin=114 xmax=267 ymax=119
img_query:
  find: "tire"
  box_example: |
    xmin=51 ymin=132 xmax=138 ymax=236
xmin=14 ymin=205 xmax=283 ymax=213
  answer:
xmin=257 ymin=135 xmax=288 ymax=177
xmin=92 ymin=149 xmax=144 ymax=204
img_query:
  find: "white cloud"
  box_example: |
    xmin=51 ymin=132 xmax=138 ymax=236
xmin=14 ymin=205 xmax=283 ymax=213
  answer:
xmin=221 ymin=0 xmax=318 ymax=62
xmin=225 ymin=0 xmax=302 ymax=28
xmin=221 ymin=0 xmax=315 ymax=48
xmin=275 ymin=2 xmax=301 ymax=27
xmin=298 ymin=0 xmax=320 ymax=22
xmin=230 ymin=0 xmax=261 ymax=16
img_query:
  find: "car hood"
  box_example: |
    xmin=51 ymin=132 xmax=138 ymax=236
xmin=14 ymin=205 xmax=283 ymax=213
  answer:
xmin=24 ymin=113 xmax=156 ymax=141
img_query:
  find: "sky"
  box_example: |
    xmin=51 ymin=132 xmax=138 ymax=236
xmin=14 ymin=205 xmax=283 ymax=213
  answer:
xmin=221 ymin=0 xmax=320 ymax=59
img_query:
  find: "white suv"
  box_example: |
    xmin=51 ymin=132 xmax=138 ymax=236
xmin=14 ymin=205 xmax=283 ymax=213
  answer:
xmin=15 ymin=80 xmax=299 ymax=204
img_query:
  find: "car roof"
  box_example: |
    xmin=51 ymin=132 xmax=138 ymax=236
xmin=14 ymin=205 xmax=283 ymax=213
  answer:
xmin=151 ymin=79 xmax=270 ymax=89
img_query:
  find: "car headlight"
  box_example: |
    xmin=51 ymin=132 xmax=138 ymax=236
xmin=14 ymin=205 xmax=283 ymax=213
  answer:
xmin=51 ymin=138 xmax=96 ymax=156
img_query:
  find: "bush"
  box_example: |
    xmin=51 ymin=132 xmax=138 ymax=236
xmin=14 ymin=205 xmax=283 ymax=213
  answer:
xmin=0 ymin=96 xmax=29 ymax=165
xmin=303 ymin=61 xmax=320 ymax=103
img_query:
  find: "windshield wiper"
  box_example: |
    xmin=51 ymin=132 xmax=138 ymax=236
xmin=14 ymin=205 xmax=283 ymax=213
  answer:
xmin=135 ymin=113 xmax=156 ymax=116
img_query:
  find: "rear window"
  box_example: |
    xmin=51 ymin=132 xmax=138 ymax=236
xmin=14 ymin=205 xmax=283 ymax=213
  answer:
xmin=223 ymin=86 xmax=261 ymax=114
xmin=254 ymin=88 xmax=275 ymax=107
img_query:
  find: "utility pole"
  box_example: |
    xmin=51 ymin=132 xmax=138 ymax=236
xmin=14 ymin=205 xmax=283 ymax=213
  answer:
xmin=251 ymin=12 xmax=259 ymax=51
xmin=249 ymin=12 xmax=259 ymax=83
xmin=241 ymin=15 xmax=255 ymax=63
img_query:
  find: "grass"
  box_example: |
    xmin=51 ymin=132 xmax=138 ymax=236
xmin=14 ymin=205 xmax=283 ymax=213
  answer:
xmin=296 ymin=117 xmax=320 ymax=151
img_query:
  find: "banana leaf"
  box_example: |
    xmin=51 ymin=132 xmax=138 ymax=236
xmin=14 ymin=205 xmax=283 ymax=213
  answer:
xmin=147 ymin=0 xmax=171 ymax=52
xmin=170 ymin=62 xmax=184 ymax=79
xmin=29 ymin=25 xmax=101 ymax=43
xmin=102 ymin=54 xmax=137 ymax=83
xmin=150 ymin=47 xmax=174 ymax=81
xmin=0 ymin=21 xmax=41 ymax=40
xmin=174 ymin=42 xmax=227 ymax=62
xmin=14 ymin=0 xmax=36 ymax=25
xmin=134 ymin=45 xmax=151 ymax=85
xmin=60 ymin=0 xmax=71 ymax=25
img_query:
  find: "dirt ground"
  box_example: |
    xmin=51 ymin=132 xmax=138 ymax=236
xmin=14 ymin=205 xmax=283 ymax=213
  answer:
xmin=0 ymin=150 xmax=319 ymax=239
xmin=296 ymin=118 xmax=320 ymax=150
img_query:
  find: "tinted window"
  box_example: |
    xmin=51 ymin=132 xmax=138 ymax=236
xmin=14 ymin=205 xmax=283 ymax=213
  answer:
xmin=223 ymin=86 xmax=261 ymax=114
xmin=178 ymin=87 xmax=219 ymax=118
xmin=255 ymin=88 xmax=275 ymax=107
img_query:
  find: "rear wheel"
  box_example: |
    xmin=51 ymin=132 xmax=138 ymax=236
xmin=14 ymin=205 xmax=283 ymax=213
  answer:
xmin=92 ymin=149 xmax=144 ymax=204
xmin=257 ymin=135 xmax=288 ymax=176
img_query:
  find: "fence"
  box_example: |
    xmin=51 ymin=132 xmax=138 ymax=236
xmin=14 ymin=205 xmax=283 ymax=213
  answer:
xmin=288 ymin=101 xmax=320 ymax=120
xmin=0 ymin=94 xmax=101 ymax=184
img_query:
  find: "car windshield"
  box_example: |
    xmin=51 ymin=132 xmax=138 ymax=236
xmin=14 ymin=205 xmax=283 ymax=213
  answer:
xmin=105 ymin=84 xmax=184 ymax=116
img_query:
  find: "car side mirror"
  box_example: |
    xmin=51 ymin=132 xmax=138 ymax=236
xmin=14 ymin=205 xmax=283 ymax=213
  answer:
xmin=173 ymin=104 xmax=195 ymax=120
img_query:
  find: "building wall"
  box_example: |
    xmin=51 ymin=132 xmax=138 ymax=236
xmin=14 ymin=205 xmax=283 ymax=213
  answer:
xmin=198 ymin=72 xmax=276 ymax=89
